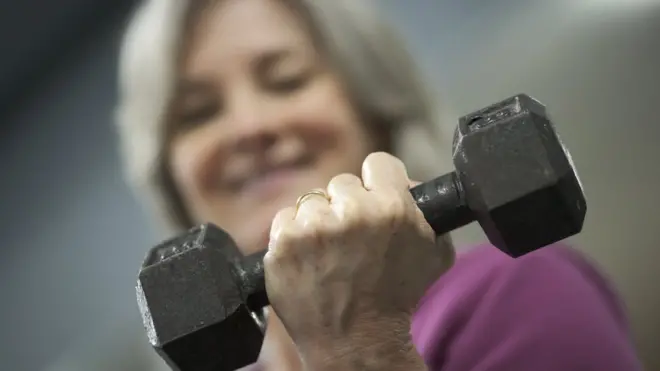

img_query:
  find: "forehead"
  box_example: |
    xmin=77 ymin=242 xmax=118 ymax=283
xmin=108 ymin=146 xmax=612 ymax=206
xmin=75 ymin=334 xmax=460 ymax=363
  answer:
xmin=184 ymin=0 xmax=313 ymax=72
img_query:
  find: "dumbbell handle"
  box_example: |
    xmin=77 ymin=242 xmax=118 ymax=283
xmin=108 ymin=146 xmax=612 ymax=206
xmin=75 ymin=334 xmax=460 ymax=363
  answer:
xmin=239 ymin=171 xmax=472 ymax=313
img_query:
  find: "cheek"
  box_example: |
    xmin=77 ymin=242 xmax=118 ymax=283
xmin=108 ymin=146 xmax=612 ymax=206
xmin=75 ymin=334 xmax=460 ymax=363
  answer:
xmin=169 ymin=144 xmax=200 ymax=203
xmin=295 ymin=80 xmax=374 ymax=156
xmin=169 ymin=133 xmax=217 ymax=206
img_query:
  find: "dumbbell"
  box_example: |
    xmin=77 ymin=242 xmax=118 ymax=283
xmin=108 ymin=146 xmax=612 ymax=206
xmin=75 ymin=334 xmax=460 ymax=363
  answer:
xmin=136 ymin=94 xmax=587 ymax=371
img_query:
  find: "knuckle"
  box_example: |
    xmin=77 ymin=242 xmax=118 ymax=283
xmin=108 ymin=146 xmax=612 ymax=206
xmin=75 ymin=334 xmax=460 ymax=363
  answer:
xmin=334 ymin=196 xmax=364 ymax=222
xmin=364 ymin=151 xmax=390 ymax=164
xmin=264 ymin=237 xmax=298 ymax=270
xmin=298 ymin=214 xmax=328 ymax=233
xmin=296 ymin=201 xmax=322 ymax=216
xmin=296 ymin=205 xmax=336 ymax=230
xmin=274 ymin=206 xmax=295 ymax=221
xmin=263 ymin=249 xmax=279 ymax=267
xmin=273 ymin=224 xmax=297 ymax=247
xmin=328 ymin=173 xmax=361 ymax=190
xmin=364 ymin=151 xmax=403 ymax=168
xmin=378 ymin=193 xmax=411 ymax=224
xmin=271 ymin=208 xmax=293 ymax=233
xmin=268 ymin=226 xmax=308 ymax=263
xmin=383 ymin=190 xmax=408 ymax=211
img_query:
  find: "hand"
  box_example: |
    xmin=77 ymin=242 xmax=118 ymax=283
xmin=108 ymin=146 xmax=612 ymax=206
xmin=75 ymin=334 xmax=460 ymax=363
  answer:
xmin=264 ymin=152 xmax=455 ymax=370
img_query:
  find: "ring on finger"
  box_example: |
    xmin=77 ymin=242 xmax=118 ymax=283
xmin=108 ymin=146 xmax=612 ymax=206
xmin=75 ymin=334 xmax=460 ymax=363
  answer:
xmin=295 ymin=188 xmax=330 ymax=214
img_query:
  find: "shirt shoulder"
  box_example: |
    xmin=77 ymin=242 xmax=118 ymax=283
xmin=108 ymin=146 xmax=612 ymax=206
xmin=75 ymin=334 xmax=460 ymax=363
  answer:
xmin=411 ymin=243 xmax=642 ymax=371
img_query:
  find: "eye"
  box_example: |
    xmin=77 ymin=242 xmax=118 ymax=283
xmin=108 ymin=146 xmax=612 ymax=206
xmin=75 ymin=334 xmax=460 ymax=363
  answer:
xmin=256 ymin=51 xmax=312 ymax=94
xmin=171 ymin=80 xmax=222 ymax=131
xmin=177 ymin=100 xmax=222 ymax=130
xmin=266 ymin=73 xmax=310 ymax=93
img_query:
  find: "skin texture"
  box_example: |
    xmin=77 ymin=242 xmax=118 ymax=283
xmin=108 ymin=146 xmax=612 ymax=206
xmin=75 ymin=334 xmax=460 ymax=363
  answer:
xmin=168 ymin=0 xmax=381 ymax=257
xmin=267 ymin=152 xmax=454 ymax=371
xmin=166 ymin=0 xmax=455 ymax=370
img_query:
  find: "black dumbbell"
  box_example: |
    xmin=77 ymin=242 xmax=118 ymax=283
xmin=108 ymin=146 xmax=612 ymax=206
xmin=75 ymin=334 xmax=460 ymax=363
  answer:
xmin=136 ymin=94 xmax=587 ymax=371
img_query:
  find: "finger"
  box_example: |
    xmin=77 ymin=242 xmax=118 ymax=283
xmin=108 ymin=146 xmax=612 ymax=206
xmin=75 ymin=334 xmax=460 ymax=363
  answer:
xmin=362 ymin=152 xmax=410 ymax=194
xmin=327 ymin=173 xmax=368 ymax=200
xmin=408 ymin=179 xmax=436 ymax=232
xmin=409 ymin=179 xmax=422 ymax=188
xmin=408 ymin=179 xmax=424 ymax=210
xmin=269 ymin=206 xmax=297 ymax=248
xmin=327 ymin=173 xmax=369 ymax=220
xmin=295 ymin=190 xmax=335 ymax=228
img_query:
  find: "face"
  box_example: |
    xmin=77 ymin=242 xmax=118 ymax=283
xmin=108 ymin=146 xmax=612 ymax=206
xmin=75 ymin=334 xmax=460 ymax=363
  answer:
xmin=168 ymin=0 xmax=382 ymax=255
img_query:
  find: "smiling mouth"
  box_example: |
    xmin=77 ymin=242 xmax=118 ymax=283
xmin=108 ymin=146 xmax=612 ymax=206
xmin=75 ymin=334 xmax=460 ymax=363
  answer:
xmin=231 ymin=155 xmax=314 ymax=198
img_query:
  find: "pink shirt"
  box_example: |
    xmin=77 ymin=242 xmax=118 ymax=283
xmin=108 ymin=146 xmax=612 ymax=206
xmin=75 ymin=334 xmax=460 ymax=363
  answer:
xmin=411 ymin=243 xmax=642 ymax=370
xmin=244 ymin=244 xmax=642 ymax=370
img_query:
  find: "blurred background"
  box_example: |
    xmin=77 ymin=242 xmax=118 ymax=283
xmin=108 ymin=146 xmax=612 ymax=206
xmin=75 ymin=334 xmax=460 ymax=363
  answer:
xmin=1 ymin=0 xmax=658 ymax=370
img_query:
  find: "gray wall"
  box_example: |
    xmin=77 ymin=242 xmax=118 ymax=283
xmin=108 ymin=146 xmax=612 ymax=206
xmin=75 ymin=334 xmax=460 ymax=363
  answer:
xmin=0 ymin=16 xmax=155 ymax=371
xmin=1 ymin=1 xmax=659 ymax=370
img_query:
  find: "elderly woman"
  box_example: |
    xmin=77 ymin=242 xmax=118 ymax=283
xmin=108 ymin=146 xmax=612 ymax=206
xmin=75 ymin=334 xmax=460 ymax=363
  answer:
xmin=47 ymin=0 xmax=642 ymax=370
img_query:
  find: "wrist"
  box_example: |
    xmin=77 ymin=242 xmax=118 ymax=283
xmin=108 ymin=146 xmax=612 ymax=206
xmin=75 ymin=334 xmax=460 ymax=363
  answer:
xmin=300 ymin=316 xmax=427 ymax=371
xmin=303 ymin=340 xmax=426 ymax=371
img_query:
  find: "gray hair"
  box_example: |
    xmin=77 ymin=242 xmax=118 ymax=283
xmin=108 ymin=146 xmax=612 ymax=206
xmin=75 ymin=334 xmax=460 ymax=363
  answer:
xmin=115 ymin=0 xmax=448 ymax=234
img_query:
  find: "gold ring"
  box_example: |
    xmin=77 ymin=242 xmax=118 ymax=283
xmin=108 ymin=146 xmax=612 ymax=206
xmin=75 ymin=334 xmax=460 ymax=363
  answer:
xmin=295 ymin=188 xmax=330 ymax=213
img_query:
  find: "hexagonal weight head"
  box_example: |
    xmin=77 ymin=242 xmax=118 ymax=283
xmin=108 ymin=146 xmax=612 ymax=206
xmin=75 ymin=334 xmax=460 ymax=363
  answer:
xmin=136 ymin=223 xmax=264 ymax=371
xmin=452 ymin=94 xmax=587 ymax=256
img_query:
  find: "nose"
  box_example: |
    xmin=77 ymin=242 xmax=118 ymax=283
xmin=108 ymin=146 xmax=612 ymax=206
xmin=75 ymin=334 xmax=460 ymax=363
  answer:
xmin=229 ymin=91 xmax=279 ymax=154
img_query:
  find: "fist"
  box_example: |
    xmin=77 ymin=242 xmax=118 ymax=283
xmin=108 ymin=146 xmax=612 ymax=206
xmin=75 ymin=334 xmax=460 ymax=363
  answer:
xmin=264 ymin=152 xmax=455 ymax=360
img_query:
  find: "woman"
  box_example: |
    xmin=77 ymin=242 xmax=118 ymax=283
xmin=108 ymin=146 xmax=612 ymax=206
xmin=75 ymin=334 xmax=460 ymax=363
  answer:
xmin=48 ymin=0 xmax=642 ymax=370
